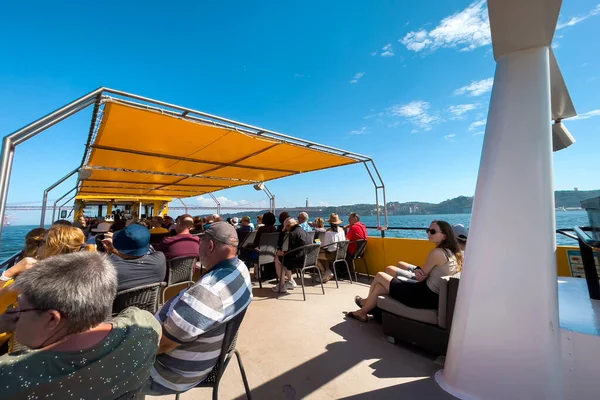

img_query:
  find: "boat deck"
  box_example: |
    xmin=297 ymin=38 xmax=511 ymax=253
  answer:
xmin=156 ymin=276 xmax=454 ymax=399
xmin=155 ymin=276 xmax=600 ymax=399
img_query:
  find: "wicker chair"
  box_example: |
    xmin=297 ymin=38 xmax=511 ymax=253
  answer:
xmin=174 ymin=308 xmax=252 ymax=400
xmin=162 ymin=256 xmax=198 ymax=304
xmin=320 ymin=240 xmax=352 ymax=288
xmin=349 ymin=239 xmax=369 ymax=281
xmin=280 ymin=243 xmax=323 ymax=301
xmin=254 ymin=232 xmax=279 ymax=288
xmin=112 ymin=282 xmax=165 ymax=315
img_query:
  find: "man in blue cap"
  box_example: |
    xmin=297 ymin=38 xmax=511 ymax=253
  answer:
xmin=102 ymin=223 xmax=167 ymax=291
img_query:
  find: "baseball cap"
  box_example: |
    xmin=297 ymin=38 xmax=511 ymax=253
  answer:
xmin=452 ymin=224 xmax=469 ymax=242
xmin=200 ymin=221 xmax=239 ymax=246
xmin=242 ymin=216 xmax=251 ymax=222
xmin=113 ymin=224 xmax=151 ymax=256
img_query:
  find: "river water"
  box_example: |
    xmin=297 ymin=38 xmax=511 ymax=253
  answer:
xmin=0 ymin=211 xmax=589 ymax=262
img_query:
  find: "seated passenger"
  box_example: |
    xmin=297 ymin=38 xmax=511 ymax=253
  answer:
xmin=276 ymin=211 xmax=289 ymax=232
xmin=452 ymin=224 xmax=468 ymax=253
xmin=343 ymin=212 xmax=368 ymax=277
xmin=237 ymin=216 xmax=254 ymax=233
xmin=239 ymin=212 xmax=277 ymax=271
xmin=0 ymin=252 xmax=161 ymax=399
xmin=17 ymin=227 xmax=45 ymax=261
xmin=101 ymin=224 xmax=166 ymax=291
xmin=272 ymin=218 xmax=311 ymax=293
xmin=150 ymin=216 xmax=169 ymax=234
xmin=142 ymin=222 xmax=252 ymax=395
xmin=191 ymin=216 xmax=204 ymax=234
xmin=256 ymin=215 xmax=264 ymax=228
xmin=155 ymin=214 xmax=200 ymax=260
xmin=345 ymin=220 xmax=462 ymax=322
xmin=297 ymin=212 xmax=313 ymax=232
xmin=316 ymin=214 xmax=346 ymax=283
xmin=162 ymin=215 xmax=175 ymax=230
xmin=313 ymin=217 xmax=326 ymax=233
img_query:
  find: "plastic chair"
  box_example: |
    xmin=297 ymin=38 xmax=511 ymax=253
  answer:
xmin=314 ymin=231 xmax=325 ymax=243
xmin=174 ymin=308 xmax=252 ymax=400
xmin=254 ymin=232 xmax=279 ymax=288
xmin=280 ymin=243 xmax=323 ymax=301
xmin=150 ymin=232 xmax=170 ymax=246
xmin=112 ymin=282 xmax=165 ymax=315
xmin=162 ymin=256 xmax=198 ymax=304
xmin=320 ymin=240 xmax=352 ymax=288
xmin=305 ymin=231 xmax=315 ymax=243
xmin=349 ymin=239 xmax=369 ymax=281
xmin=238 ymin=231 xmax=256 ymax=255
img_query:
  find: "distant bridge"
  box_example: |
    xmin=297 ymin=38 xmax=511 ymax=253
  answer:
xmin=4 ymin=205 xmax=328 ymax=213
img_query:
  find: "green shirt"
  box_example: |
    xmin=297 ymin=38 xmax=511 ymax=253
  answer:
xmin=0 ymin=307 xmax=161 ymax=399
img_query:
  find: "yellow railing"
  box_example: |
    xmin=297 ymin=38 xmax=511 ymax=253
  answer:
xmin=357 ymin=237 xmax=577 ymax=278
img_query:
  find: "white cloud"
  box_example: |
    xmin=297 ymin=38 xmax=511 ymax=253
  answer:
xmin=350 ymin=72 xmax=365 ymax=84
xmin=388 ymin=100 xmax=440 ymax=130
xmin=381 ymin=43 xmax=395 ymax=57
xmin=454 ymin=78 xmax=493 ymax=97
xmin=371 ymin=51 xmax=378 ymax=56
xmin=557 ymin=4 xmax=600 ymax=29
xmin=387 ymin=121 xmax=400 ymax=128
xmin=195 ymin=195 xmax=269 ymax=209
xmin=469 ymin=119 xmax=486 ymax=130
xmin=444 ymin=133 xmax=456 ymax=141
xmin=571 ymin=109 xmax=600 ymax=121
xmin=294 ymin=73 xmax=305 ymax=77
xmin=552 ymin=42 xmax=560 ymax=49
xmin=349 ymin=126 xmax=368 ymax=135
xmin=400 ymin=0 xmax=490 ymax=53
xmin=410 ymin=129 xmax=419 ymax=134
xmin=473 ymin=131 xmax=485 ymax=136
xmin=447 ymin=103 xmax=478 ymax=117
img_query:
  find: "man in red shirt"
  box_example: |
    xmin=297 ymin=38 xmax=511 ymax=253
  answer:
xmin=155 ymin=214 xmax=200 ymax=260
xmin=346 ymin=212 xmax=367 ymax=256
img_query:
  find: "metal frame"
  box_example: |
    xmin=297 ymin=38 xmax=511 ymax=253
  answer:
xmin=177 ymin=198 xmax=188 ymax=213
xmin=261 ymin=184 xmax=276 ymax=215
xmin=39 ymin=167 xmax=80 ymax=226
xmin=52 ymin=186 xmax=77 ymax=223
xmin=0 ymin=87 xmax=388 ymax=239
xmin=208 ymin=193 xmax=221 ymax=215
xmin=57 ymin=193 xmax=77 ymax=220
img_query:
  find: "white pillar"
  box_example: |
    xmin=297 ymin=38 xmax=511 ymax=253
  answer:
xmin=436 ymin=46 xmax=563 ymax=399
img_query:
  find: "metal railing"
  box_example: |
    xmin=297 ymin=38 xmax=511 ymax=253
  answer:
xmin=0 ymin=251 xmax=21 ymax=272
xmin=573 ymin=226 xmax=600 ymax=300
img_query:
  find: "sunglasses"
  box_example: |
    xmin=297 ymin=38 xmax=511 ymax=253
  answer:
xmin=426 ymin=228 xmax=440 ymax=235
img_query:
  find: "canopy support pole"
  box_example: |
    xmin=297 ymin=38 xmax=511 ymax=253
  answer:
xmin=0 ymin=88 xmax=104 ymax=239
xmin=261 ymin=184 xmax=276 ymax=215
xmin=52 ymin=187 xmax=78 ymax=224
xmin=363 ymin=161 xmax=388 ymax=231
xmin=208 ymin=193 xmax=221 ymax=215
xmin=436 ymin=46 xmax=563 ymax=399
xmin=177 ymin=198 xmax=188 ymax=213
xmin=40 ymin=167 xmax=80 ymax=227
xmin=57 ymin=194 xmax=77 ymax=220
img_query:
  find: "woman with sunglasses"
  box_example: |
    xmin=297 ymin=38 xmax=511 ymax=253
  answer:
xmin=346 ymin=220 xmax=463 ymax=323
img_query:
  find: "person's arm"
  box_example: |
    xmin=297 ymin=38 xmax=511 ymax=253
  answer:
xmin=416 ymin=248 xmax=446 ymax=278
xmin=2 ymin=257 xmax=37 ymax=280
xmin=158 ymin=284 xmax=223 ymax=355
xmin=396 ymin=261 xmax=417 ymax=270
xmin=346 ymin=225 xmax=358 ymax=242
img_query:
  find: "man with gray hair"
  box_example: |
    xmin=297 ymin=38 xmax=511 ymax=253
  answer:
xmin=144 ymin=222 xmax=253 ymax=395
xmin=0 ymin=252 xmax=161 ymax=399
xmin=297 ymin=211 xmax=313 ymax=232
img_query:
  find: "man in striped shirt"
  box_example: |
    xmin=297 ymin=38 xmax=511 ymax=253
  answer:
xmin=143 ymin=222 xmax=253 ymax=395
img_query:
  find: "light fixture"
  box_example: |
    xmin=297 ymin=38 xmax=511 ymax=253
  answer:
xmin=253 ymin=182 xmax=265 ymax=191
xmin=78 ymin=168 xmax=92 ymax=180
xmin=552 ymin=120 xmax=575 ymax=152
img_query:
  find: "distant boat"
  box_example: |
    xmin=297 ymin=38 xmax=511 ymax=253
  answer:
xmin=3 ymin=215 xmax=12 ymax=226
xmin=556 ymin=207 xmax=566 ymax=212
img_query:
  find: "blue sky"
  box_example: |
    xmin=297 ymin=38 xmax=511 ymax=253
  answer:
xmin=1 ymin=1 xmax=599 ymax=225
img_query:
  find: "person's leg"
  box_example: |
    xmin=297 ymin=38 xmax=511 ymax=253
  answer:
xmin=316 ymin=251 xmax=328 ymax=273
xmin=354 ymin=272 xmax=393 ymax=318
xmin=273 ymin=257 xmax=287 ymax=292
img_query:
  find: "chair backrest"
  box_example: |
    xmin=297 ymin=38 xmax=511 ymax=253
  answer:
xmin=300 ymin=243 xmax=321 ymax=269
xmin=352 ymin=239 xmax=368 ymax=258
xmin=150 ymin=232 xmax=170 ymax=245
xmin=239 ymin=231 xmax=256 ymax=248
xmin=306 ymin=231 xmax=315 ymax=243
xmin=332 ymin=240 xmax=350 ymax=261
xmin=112 ymin=282 xmax=163 ymax=315
xmin=166 ymin=256 xmax=197 ymax=285
xmin=282 ymin=233 xmax=290 ymax=251
xmin=203 ymin=308 xmax=248 ymax=384
xmin=258 ymin=233 xmax=279 ymax=265
xmin=314 ymin=231 xmax=325 ymax=243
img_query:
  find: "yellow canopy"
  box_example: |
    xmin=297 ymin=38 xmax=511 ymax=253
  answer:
xmin=78 ymin=100 xmax=360 ymax=199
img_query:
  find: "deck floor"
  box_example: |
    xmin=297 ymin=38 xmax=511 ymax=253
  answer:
xmin=154 ymin=275 xmax=454 ymax=399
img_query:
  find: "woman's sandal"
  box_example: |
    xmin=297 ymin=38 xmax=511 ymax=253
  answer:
xmin=344 ymin=311 xmax=368 ymax=323
xmin=354 ymin=295 xmax=364 ymax=308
